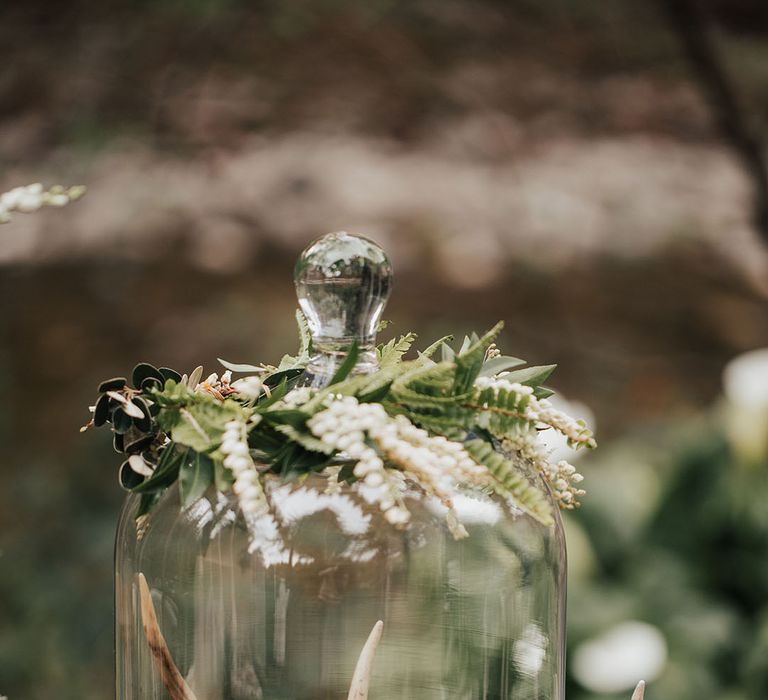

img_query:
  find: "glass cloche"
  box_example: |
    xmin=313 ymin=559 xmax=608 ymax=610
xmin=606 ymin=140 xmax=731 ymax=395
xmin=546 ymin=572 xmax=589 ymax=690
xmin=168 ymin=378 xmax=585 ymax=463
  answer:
xmin=111 ymin=232 xmax=584 ymax=700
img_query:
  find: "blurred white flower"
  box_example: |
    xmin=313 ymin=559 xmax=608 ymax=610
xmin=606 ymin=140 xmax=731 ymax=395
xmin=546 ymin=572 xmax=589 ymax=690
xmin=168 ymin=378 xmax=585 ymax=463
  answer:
xmin=572 ymin=621 xmax=667 ymax=693
xmin=722 ymin=348 xmax=768 ymax=462
xmin=723 ymin=348 xmax=768 ymax=410
xmin=0 ymin=183 xmax=85 ymax=223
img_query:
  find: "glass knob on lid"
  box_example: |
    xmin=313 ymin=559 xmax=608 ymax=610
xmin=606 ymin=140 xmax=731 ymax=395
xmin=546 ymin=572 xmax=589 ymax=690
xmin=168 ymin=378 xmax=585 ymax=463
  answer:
xmin=294 ymin=231 xmax=392 ymax=386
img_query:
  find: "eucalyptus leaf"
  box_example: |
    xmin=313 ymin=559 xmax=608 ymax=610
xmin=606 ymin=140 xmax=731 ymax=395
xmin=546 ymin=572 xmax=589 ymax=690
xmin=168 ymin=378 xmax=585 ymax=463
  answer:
xmin=94 ymin=394 xmax=110 ymax=427
xmin=122 ymin=399 xmax=144 ymax=420
xmin=159 ymin=367 xmax=182 ymax=383
xmin=501 ymin=364 xmax=557 ymax=388
xmin=128 ymin=454 xmax=154 ymax=477
xmin=479 ymin=355 xmax=526 ymax=377
xmin=131 ymin=397 xmax=152 ymax=432
xmin=132 ymin=363 xmax=163 ymax=389
xmin=187 ymin=365 xmax=204 ymax=389
xmin=141 ymin=376 xmax=163 ymax=392
xmin=119 ymin=461 xmax=144 ymax=491
xmin=124 ymin=433 xmax=155 ymax=454
xmin=113 ymin=409 xmax=133 ymax=434
xmin=98 ymin=377 xmax=127 ymax=393
xmin=217 ymin=359 xmax=264 ymax=373
xmin=534 ymin=386 xmax=555 ymax=399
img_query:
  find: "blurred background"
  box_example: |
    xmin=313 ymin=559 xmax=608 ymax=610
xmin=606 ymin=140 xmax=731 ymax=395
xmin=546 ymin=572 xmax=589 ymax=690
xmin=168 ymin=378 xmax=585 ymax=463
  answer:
xmin=1 ymin=0 xmax=768 ymax=698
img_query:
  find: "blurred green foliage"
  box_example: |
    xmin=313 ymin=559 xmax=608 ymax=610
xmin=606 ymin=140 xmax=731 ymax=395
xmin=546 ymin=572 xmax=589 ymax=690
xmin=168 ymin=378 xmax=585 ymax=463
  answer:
xmin=567 ymin=409 xmax=768 ymax=700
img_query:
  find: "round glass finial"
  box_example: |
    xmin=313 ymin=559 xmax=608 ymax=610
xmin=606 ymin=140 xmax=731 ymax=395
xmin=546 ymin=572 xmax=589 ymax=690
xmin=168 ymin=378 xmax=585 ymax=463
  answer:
xmin=294 ymin=231 xmax=392 ymax=385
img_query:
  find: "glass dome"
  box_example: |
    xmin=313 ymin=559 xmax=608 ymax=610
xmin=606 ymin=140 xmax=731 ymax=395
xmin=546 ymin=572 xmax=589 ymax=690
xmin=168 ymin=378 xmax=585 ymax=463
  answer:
xmin=113 ymin=231 xmax=568 ymax=699
xmin=116 ymin=471 xmax=566 ymax=699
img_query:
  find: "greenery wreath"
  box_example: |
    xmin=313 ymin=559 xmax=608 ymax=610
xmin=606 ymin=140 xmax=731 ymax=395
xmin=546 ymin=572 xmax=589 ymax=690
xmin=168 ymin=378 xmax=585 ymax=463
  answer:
xmin=83 ymin=313 xmax=595 ymax=541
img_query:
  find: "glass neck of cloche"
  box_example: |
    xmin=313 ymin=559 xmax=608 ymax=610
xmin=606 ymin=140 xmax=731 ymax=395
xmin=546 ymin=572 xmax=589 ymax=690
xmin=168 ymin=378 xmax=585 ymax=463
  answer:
xmin=302 ymin=341 xmax=379 ymax=388
xmin=294 ymin=231 xmax=392 ymax=389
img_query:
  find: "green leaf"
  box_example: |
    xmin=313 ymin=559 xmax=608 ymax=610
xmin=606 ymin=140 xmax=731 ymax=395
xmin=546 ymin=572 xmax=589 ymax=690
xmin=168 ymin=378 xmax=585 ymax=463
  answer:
xmin=501 ymin=364 xmax=557 ymax=388
xmin=131 ymin=444 xmax=184 ymax=493
xmin=136 ymin=492 xmax=161 ymax=518
xmin=263 ymin=367 xmax=304 ymax=388
xmin=479 ymin=355 xmax=526 ymax=377
xmin=440 ymin=342 xmax=455 ymax=362
xmin=217 ymin=358 xmax=264 ymax=373
xmin=452 ymin=322 xmax=504 ymax=395
xmin=158 ymin=397 xmax=245 ymax=452
xmin=179 ymin=451 xmax=214 ymax=508
xmin=261 ymin=409 xmax=308 ymax=430
xmin=329 ymin=340 xmax=359 ymax=385
xmin=275 ymin=442 xmax=331 ymax=479
xmin=214 ymin=458 xmax=235 ymax=492
xmin=356 ymin=367 xmax=399 ymax=403
xmin=257 ymin=378 xmax=290 ymax=408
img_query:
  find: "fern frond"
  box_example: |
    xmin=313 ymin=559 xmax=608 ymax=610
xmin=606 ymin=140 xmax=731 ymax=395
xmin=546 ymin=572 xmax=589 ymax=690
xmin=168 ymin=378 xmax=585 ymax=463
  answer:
xmin=464 ymin=438 xmax=554 ymax=526
xmin=466 ymin=385 xmax=531 ymax=439
xmin=391 ymin=360 xmax=456 ymax=394
xmin=419 ymin=335 xmax=454 ymax=361
xmin=381 ymin=402 xmax=469 ymax=439
xmin=296 ymin=309 xmax=312 ymax=358
xmin=378 ymin=332 xmax=417 ymax=369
